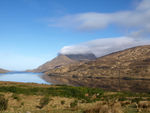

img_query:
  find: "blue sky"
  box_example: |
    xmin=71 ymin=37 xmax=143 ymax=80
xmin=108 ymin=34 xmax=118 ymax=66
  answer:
xmin=0 ymin=0 xmax=149 ymax=70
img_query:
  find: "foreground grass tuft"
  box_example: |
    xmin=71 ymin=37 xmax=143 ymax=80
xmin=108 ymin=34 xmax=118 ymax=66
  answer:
xmin=38 ymin=96 xmax=50 ymax=109
xmin=0 ymin=95 xmax=8 ymax=111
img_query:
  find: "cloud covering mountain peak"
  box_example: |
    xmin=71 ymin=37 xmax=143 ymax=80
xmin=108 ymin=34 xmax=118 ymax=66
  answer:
xmin=57 ymin=0 xmax=150 ymax=58
xmin=60 ymin=37 xmax=150 ymax=57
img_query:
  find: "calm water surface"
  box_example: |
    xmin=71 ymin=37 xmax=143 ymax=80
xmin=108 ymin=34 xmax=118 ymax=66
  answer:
xmin=0 ymin=72 xmax=50 ymax=84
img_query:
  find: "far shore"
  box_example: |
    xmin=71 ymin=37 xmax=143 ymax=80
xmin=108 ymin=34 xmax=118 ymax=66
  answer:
xmin=42 ymin=74 xmax=150 ymax=93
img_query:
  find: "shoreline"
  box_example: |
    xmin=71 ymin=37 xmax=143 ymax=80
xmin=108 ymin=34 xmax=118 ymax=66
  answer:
xmin=42 ymin=74 xmax=150 ymax=93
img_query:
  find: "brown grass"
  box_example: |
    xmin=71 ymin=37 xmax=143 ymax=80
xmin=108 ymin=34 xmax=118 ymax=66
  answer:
xmin=0 ymin=81 xmax=149 ymax=113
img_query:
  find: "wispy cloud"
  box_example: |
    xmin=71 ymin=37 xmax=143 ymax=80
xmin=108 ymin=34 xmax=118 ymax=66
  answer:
xmin=49 ymin=0 xmax=150 ymax=34
xmin=57 ymin=0 xmax=150 ymax=57
xmin=60 ymin=37 xmax=150 ymax=57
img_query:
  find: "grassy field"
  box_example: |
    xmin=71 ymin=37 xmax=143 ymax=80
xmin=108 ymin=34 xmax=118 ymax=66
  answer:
xmin=0 ymin=82 xmax=149 ymax=113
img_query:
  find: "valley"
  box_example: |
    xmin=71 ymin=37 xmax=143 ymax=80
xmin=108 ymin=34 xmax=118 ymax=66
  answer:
xmin=0 ymin=45 xmax=150 ymax=113
xmin=1 ymin=0 xmax=150 ymax=112
xmin=1 ymin=45 xmax=150 ymax=93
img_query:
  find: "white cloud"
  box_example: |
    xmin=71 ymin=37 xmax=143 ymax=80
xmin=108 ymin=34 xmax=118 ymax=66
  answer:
xmin=55 ymin=0 xmax=150 ymax=57
xmin=60 ymin=37 xmax=150 ymax=57
xmin=49 ymin=0 xmax=150 ymax=33
xmin=136 ymin=0 xmax=150 ymax=10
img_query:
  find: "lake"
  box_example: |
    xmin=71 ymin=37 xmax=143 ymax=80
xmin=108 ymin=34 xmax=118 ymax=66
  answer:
xmin=0 ymin=72 xmax=50 ymax=84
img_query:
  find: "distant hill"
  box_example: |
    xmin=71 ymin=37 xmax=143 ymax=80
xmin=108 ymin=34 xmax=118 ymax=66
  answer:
xmin=45 ymin=45 xmax=150 ymax=92
xmin=31 ymin=53 xmax=96 ymax=72
xmin=31 ymin=55 xmax=76 ymax=72
xmin=0 ymin=68 xmax=8 ymax=73
xmin=47 ymin=45 xmax=150 ymax=78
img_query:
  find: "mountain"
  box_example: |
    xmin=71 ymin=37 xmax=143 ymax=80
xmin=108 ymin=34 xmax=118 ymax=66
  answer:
xmin=45 ymin=45 xmax=150 ymax=92
xmin=48 ymin=45 xmax=150 ymax=78
xmin=65 ymin=53 xmax=96 ymax=61
xmin=31 ymin=55 xmax=76 ymax=72
xmin=0 ymin=68 xmax=8 ymax=73
xmin=31 ymin=53 xmax=96 ymax=73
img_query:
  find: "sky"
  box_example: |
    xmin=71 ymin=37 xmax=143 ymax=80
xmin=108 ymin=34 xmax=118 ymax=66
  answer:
xmin=0 ymin=0 xmax=150 ymax=71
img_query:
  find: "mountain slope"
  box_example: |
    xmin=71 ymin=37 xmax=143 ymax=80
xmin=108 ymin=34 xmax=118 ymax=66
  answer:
xmin=31 ymin=53 xmax=96 ymax=72
xmin=0 ymin=68 xmax=8 ymax=73
xmin=47 ymin=45 xmax=150 ymax=78
xmin=65 ymin=53 xmax=96 ymax=61
xmin=32 ymin=55 xmax=77 ymax=72
xmin=44 ymin=45 xmax=150 ymax=92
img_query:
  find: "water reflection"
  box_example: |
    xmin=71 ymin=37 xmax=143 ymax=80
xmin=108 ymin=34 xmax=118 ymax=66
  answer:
xmin=0 ymin=72 xmax=50 ymax=84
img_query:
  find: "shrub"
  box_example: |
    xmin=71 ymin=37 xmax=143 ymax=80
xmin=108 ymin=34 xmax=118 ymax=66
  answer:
xmin=0 ymin=95 xmax=8 ymax=111
xmin=12 ymin=94 xmax=20 ymax=101
xmin=118 ymin=97 xmax=127 ymax=101
xmin=21 ymin=102 xmax=24 ymax=106
xmin=0 ymin=85 xmax=104 ymax=102
xmin=131 ymin=98 xmax=143 ymax=103
xmin=38 ymin=96 xmax=50 ymax=109
xmin=70 ymin=100 xmax=78 ymax=108
xmin=61 ymin=100 xmax=65 ymax=105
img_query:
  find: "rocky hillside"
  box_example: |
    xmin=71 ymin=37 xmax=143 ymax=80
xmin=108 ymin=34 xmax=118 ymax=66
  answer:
xmin=31 ymin=55 xmax=77 ymax=72
xmin=44 ymin=45 xmax=150 ymax=92
xmin=46 ymin=45 xmax=150 ymax=78
xmin=0 ymin=68 xmax=8 ymax=73
xmin=31 ymin=53 xmax=96 ymax=73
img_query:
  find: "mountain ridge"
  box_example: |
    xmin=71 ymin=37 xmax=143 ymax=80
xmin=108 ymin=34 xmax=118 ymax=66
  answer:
xmin=30 ymin=53 xmax=96 ymax=72
xmin=44 ymin=45 xmax=150 ymax=92
xmin=46 ymin=45 xmax=150 ymax=78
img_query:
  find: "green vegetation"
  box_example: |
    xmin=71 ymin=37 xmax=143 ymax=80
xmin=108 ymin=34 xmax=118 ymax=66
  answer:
xmin=70 ymin=100 xmax=78 ymax=108
xmin=11 ymin=94 xmax=20 ymax=101
xmin=102 ymin=91 xmax=150 ymax=102
xmin=0 ymin=82 xmax=149 ymax=113
xmin=38 ymin=96 xmax=50 ymax=109
xmin=61 ymin=100 xmax=65 ymax=105
xmin=0 ymin=95 xmax=8 ymax=111
xmin=0 ymin=85 xmax=104 ymax=102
